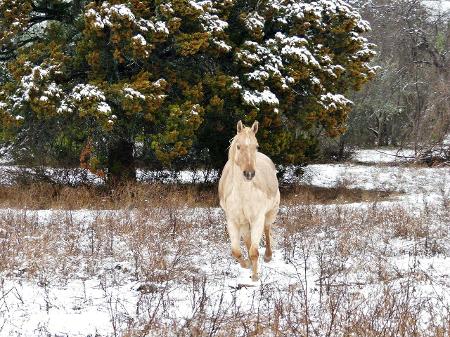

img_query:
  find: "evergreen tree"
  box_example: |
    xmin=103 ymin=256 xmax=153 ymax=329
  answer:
xmin=0 ymin=0 xmax=376 ymax=181
xmin=196 ymin=0 xmax=377 ymax=166
xmin=0 ymin=0 xmax=223 ymax=181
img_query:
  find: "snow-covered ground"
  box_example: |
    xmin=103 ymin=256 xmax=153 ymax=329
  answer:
xmin=351 ymin=148 xmax=416 ymax=163
xmin=0 ymin=165 xmax=219 ymax=186
xmin=1 ymin=149 xmax=450 ymax=336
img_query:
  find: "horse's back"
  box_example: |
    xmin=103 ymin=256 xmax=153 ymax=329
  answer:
xmin=255 ymin=152 xmax=279 ymax=200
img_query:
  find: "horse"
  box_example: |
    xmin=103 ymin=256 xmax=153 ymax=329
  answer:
xmin=218 ymin=120 xmax=280 ymax=281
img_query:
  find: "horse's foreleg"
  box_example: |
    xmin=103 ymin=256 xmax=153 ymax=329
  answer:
xmin=227 ymin=221 xmax=249 ymax=268
xmin=242 ymin=230 xmax=252 ymax=269
xmin=249 ymin=215 xmax=265 ymax=281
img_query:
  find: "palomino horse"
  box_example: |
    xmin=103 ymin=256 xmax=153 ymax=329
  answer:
xmin=219 ymin=121 xmax=280 ymax=281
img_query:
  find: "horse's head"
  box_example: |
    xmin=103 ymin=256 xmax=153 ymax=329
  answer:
xmin=232 ymin=120 xmax=259 ymax=181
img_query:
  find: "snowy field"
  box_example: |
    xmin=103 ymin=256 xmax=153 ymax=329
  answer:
xmin=1 ymin=149 xmax=450 ymax=336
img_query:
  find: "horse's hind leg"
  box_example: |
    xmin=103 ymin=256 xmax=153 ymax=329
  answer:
xmin=264 ymin=208 xmax=277 ymax=262
xmin=227 ymin=221 xmax=249 ymax=268
xmin=263 ymin=225 xmax=272 ymax=262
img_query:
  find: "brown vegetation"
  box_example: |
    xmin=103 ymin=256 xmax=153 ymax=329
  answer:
xmin=0 ymin=181 xmax=449 ymax=336
xmin=0 ymin=181 xmax=397 ymax=210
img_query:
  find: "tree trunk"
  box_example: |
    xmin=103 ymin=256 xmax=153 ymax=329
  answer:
xmin=107 ymin=139 xmax=136 ymax=185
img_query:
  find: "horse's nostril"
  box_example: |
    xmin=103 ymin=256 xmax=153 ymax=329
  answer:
xmin=243 ymin=171 xmax=255 ymax=180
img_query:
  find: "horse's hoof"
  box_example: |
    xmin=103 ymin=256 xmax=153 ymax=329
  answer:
xmin=264 ymin=254 xmax=272 ymax=262
xmin=251 ymin=274 xmax=259 ymax=282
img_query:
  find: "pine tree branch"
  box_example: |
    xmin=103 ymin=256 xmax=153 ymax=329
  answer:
xmin=0 ymin=36 xmax=40 ymax=61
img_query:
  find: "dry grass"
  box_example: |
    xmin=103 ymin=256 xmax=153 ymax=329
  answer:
xmin=281 ymin=184 xmax=397 ymax=205
xmin=0 ymin=181 xmax=397 ymax=210
xmin=0 ymin=181 xmax=449 ymax=336
xmin=0 ymin=182 xmax=219 ymax=209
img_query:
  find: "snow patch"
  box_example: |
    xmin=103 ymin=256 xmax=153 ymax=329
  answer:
xmin=132 ymin=34 xmax=147 ymax=46
xmin=243 ymin=88 xmax=279 ymax=106
xmin=124 ymin=87 xmax=146 ymax=100
xmin=71 ymin=84 xmax=106 ymax=102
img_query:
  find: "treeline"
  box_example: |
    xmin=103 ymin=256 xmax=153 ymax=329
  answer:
xmin=342 ymin=0 xmax=450 ymax=159
xmin=0 ymin=0 xmax=377 ymax=183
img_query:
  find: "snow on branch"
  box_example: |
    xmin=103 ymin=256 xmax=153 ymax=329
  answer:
xmin=243 ymin=88 xmax=279 ymax=106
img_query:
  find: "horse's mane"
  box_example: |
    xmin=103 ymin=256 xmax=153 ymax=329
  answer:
xmin=227 ymin=135 xmax=237 ymax=161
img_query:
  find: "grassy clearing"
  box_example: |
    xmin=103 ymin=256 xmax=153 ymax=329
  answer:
xmin=1 ymin=179 xmax=449 ymax=336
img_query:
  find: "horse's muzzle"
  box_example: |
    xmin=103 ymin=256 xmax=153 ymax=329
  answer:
xmin=243 ymin=170 xmax=255 ymax=180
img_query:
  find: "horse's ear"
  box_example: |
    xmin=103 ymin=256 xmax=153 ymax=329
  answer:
xmin=251 ymin=121 xmax=259 ymax=134
xmin=237 ymin=120 xmax=244 ymax=133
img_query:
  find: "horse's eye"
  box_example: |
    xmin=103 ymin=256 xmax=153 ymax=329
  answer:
xmin=237 ymin=145 xmax=240 ymax=150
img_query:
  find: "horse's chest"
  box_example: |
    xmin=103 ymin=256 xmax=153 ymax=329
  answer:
xmin=224 ymin=185 xmax=265 ymax=222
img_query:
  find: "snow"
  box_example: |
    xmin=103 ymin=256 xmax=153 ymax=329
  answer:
xmin=154 ymin=21 xmax=169 ymax=34
xmin=137 ymin=18 xmax=154 ymax=32
xmin=245 ymin=69 xmax=270 ymax=82
xmin=190 ymin=104 xmax=201 ymax=116
xmin=199 ymin=12 xmax=228 ymax=33
xmin=17 ymin=65 xmax=61 ymax=103
xmin=353 ymin=148 xmax=416 ymax=163
xmin=86 ymin=8 xmax=105 ymax=29
xmin=57 ymin=101 xmax=73 ymax=114
xmin=2 ymin=277 xmax=138 ymax=337
xmin=230 ymin=77 xmax=242 ymax=90
xmin=0 ymin=166 xmax=104 ymax=186
xmin=282 ymin=45 xmax=319 ymax=66
xmin=108 ymin=4 xmax=136 ymax=22
xmin=132 ymin=34 xmax=147 ymax=46
xmin=244 ymin=12 xmax=265 ymax=33
xmin=299 ymin=162 xmax=450 ymax=196
xmin=71 ymin=84 xmax=106 ymax=102
xmin=1 ymin=148 xmax=450 ymax=335
xmin=124 ymin=87 xmax=145 ymax=100
xmin=97 ymin=101 xmax=111 ymax=114
xmin=151 ymin=78 xmax=163 ymax=87
xmin=212 ymin=38 xmax=232 ymax=52
xmin=243 ymin=88 xmax=279 ymax=106
xmin=189 ymin=0 xmax=204 ymax=11
xmin=320 ymin=92 xmax=353 ymax=109
xmin=230 ymin=0 xmax=375 ymax=110
xmin=86 ymin=3 xmax=169 ymax=36
xmin=0 ymin=146 xmax=12 ymax=164
xmin=66 ymin=84 xmax=112 ymax=115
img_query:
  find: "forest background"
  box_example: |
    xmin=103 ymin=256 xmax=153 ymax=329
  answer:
xmin=0 ymin=0 xmax=448 ymax=183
